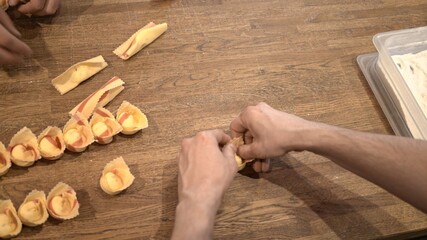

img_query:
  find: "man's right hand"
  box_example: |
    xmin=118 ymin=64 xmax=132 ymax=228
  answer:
xmin=230 ymin=102 xmax=318 ymax=171
xmin=0 ymin=10 xmax=32 ymax=65
xmin=9 ymin=0 xmax=61 ymax=16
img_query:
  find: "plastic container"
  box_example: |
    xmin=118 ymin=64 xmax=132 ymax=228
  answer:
xmin=358 ymin=26 xmax=427 ymax=139
xmin=357 ymin=53 xmax=412 ymax=137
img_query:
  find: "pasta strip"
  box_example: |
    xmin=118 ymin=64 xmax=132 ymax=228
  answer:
xmin=113 ymin=22 xmax=168 ymax=60
xmin=52 ymin=55 xmax=108 ymax=95
xmin=69 ymin=76 xmax=125 ymax=119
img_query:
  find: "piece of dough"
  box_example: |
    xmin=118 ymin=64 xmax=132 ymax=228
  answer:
xmin=51 ymin=55 xmax=108 ymax=95
xmin=0 ymin=200 xmax=22 ymax=239
xmin=63 ymin=112 xmax=94 ymax=152
xmin=113 ymin=22 xmax=168 ymax=60
xmin=1 ymin=0 xmax=9 ymax=10
xmin=90 ymin=107 xmax=123 ymax=144
xmin=116 ymin=101 xmax=148 ymax=135
xmin=46 ymin=182 xmax=79 ymax=220
xmin=99 ymin=157 xmax=135 ymax=195
xmin=0 ymin=142 xmax=11 ymax=176
xmin=230 ymin=137 xmax=254 ymax=171
xmin=8 ymin=127 xmax=41 ymax=167
xmin=69 ymin=76 xmax=125 ymax=119
xmin=37 ymin=126 xmax=65 ymax=160
xmin=18 ymin=190 xmax=49 ymax=227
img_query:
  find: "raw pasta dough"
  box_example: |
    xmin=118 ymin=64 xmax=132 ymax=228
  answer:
xmin=8 ymin=127 xmax=41 ymax=167
xmin=1 ymin=0 xmax=8 ymax=10
xmin=0 ymin=142 xmax=11 ymax=176
xmin=0 ymin=200 xmax=22 ymax=239
xmin=99 ymin=157 xmax=135 ymax=195
xmin=52 ymin=55 xmax=108 ymax=95
xmin=116 ymin=101 xmax=148 ymax=135
xmin=46 ymin=182 xmax=79 ymax=220
xmin=114 ymin=22 xmax=168 ymax=60
xmin=69 ymin=76 xmax=125 ymax=119
xmin=18 ymin=190 xmax=49 ymax=227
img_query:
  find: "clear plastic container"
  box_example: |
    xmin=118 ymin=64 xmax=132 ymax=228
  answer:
xmin=357 ymin=53 xmax=412 ymax=137
xmin=372 ymin=26 xmax=427 ymax=139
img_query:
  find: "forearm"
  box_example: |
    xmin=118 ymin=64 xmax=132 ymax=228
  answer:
xmin=304 ymin=123 xmax=427 ymax=213
xmin=172 ymin=199 xmax=219 ymax=240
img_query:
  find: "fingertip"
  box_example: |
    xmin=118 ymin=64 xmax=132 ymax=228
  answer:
xmin=252 ymin=161 xmax=262 ymax=172
xmin=25 ymin=46 xmax=33 ymax=57
xmin=261 ymin=159 xmax=271 ymax=173
xmin=7 ymin=26 xmax=21 ymax=38
xmin=17 ymin=41 xmax=33 ymax=57
xmin=8 ymin=0 xmax=20 ymax=7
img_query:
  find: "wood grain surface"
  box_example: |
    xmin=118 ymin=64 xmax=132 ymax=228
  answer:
xmin=1 ymin=0 xmax=427 ymax=239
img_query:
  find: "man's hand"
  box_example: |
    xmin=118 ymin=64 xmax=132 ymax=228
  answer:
xmin=0 ymin=10 xmax=32 ymax=65
xmin=230 ymin=102 xmax=317 ymax=172
xmin=177 ymin=129 xmax=237 ymax=207
xmin=9 ymin=0 xmax=61 ymax=16
xmin=172 ymin=129 xmax=237 ymax=240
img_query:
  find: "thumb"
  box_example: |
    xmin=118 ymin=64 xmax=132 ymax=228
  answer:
xmin=222 ymin=143 xmax=236 ymax=161
xmin=223 ymin=143 xmax=238 ymax=172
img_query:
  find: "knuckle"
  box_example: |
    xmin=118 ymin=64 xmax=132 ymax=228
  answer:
xmin=244 ymin=105 xmax=260 ymax=117
xmin=258 ymin=102 xmax=268 ymax=107
xmin=34 ymin=1 xmax=45 ymax=11
xmin=45 ymin=8 xmax=56 ymax=15
xmin=181 ymin=137 xmax=192 ymax=147
xmin=195 ymin=131 xmax=210 ymax=141
xmin=3 ymin=37 xmax=13 ymax=46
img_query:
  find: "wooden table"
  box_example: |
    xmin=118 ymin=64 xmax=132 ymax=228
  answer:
xmin=1 ymin=0 xmax=426 ymax=239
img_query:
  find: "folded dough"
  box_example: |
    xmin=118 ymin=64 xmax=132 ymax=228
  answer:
xmin=37 ymin=126 xmax=66 ymax=160
xmin=8 ymin=127 xmax=41 ymax=167
xmin=18 ymin=190 xmax=49 ymax=227
xmin=113 ymin=22 xmax=168 ymax=60
xmin=46 ymin=182 xmax=79 ymax=220
xmin=0 ymin=142 xmax=11 ymax=176
xmin=99 ymin=157 xmax=135 ymax=195
xmin=63 ymin=113 xmax=94 ymax=152
xmin=51 ymin=55 xmax=108 ymax=95
xmin=116 ymin=101 xmax=148 ymax=135
xmin=69 ymin=76 xmax=125 ymax=119
xmin=1 ymin=0 xmax=8 ymax=10
xmin=90 ymin=107 xmax=123 ymax=144
xmin=230 ymin=137 xmax=254 ymax=171
xmin=0 ymin=200 xmax=22 ymax=239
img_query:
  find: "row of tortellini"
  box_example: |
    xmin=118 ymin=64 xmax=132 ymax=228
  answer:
xmin=0 ymin=182 xmax=79 ymax=238
xmin=0 ymin=101 xmax=148 ymax=176
xmin=0 ymin=156 xmax=135 ymax=238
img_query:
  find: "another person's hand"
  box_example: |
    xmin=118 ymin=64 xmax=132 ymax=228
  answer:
xmin=9 ymin=0 xmax=61 ymax=16
xmin=0 ymin=10 xmax=32 ymax=65
xmin=230 ymin=102 xmax=317 ymax=171
xmin=177 ymin=129 xmax=237 ymax=207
